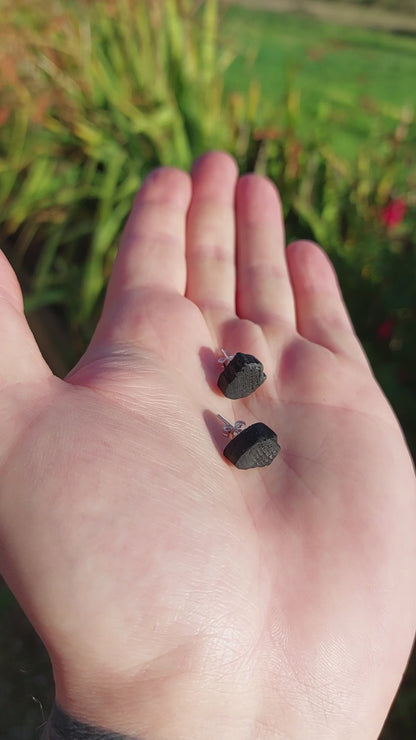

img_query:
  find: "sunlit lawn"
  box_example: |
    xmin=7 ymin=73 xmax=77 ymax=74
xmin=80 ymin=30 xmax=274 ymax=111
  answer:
xmin=221 ymin=6 xmax=416 ymax=164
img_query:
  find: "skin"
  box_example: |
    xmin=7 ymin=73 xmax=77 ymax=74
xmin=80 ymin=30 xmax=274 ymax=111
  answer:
xmin=0 ymin=151 xmax=415 ymax=740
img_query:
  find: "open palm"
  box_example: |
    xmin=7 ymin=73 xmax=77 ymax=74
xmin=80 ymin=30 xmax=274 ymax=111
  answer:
xmin=0 ymin=152 xmax=415 ymax=740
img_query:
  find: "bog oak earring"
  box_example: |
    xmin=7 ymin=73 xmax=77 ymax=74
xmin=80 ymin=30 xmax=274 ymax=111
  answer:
xmin=218 ymin=415 xmax=280 ymax=470
xmin=217 ymin=349 xmax=266 ymax=399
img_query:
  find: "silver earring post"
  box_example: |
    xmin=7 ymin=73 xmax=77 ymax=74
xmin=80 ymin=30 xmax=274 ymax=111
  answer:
xmin=217 ymin=414 xmax=246 ymax=438
xmin=218 ymin=349 xmax=235 ymax=365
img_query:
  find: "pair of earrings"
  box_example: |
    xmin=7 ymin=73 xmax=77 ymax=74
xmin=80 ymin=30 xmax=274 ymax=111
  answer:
xmin=216 ymin=349 xmax=280 ymax=470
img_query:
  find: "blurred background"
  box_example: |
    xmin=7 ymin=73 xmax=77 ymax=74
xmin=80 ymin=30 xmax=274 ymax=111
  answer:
xmin=0 ymin=0 xmax=415 ymax=736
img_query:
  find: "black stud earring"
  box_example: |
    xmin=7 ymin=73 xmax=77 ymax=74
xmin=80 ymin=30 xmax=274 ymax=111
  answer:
xmin=217 ymin=349 xmax=267 ymax=399
xmin=218 ymin=415 xmax=280 ymax=470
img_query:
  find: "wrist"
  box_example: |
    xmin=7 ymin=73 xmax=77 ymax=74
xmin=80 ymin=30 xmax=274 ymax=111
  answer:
xmin=42 ymin=704 xmax=138 ymax=739
xmin=50 ymin=664 xmax=251 ymax=740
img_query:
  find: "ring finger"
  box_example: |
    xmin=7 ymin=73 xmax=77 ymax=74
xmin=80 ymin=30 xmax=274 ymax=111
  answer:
xmin=236 ymin=174 xmax=296 ymax=337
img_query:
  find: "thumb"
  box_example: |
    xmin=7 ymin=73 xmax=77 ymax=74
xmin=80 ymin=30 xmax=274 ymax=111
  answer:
xmin=0 ymin=250 xmax=51 ymax=386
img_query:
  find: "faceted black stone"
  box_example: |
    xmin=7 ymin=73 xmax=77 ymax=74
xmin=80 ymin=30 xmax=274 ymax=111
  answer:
xmin=217 ymin=352 xmax=266 ymax=399
xmin=223 ymin=422 xmax=280 ymax=469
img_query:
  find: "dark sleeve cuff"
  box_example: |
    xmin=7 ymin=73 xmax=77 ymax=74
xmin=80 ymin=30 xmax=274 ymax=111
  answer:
xmin=42 ymin=704 xmax=139 ymax=740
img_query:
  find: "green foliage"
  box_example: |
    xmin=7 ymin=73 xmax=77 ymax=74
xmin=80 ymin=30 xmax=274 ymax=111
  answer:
xmin=0 ymin=0 xmax=238 ymax=329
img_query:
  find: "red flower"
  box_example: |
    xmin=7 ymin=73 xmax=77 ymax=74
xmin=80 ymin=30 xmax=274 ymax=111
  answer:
xmin=377 ymin=319 xmax=395 ymax=341
xmin=381 ymin=198 xmax=407 ymax=229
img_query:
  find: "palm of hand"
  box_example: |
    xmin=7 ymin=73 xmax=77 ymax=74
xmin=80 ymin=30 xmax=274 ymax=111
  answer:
xmin=0 ymin=153 xmax=415 ymax=739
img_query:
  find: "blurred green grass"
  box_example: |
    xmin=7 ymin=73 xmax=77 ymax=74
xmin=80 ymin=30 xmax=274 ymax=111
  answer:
xmin=222 ymin=6 xmax=416 ymax=164
xmin=0 ymin=0 xmax=415 ymax=736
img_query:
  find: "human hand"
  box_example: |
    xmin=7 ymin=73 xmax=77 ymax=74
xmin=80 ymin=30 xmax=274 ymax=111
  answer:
xmin=0 ymin=152 xmax=415 ymax=740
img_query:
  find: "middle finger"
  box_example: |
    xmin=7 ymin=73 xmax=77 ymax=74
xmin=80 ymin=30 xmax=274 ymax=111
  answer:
xmin=185 ymin=151 xmax=239 ymax=335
